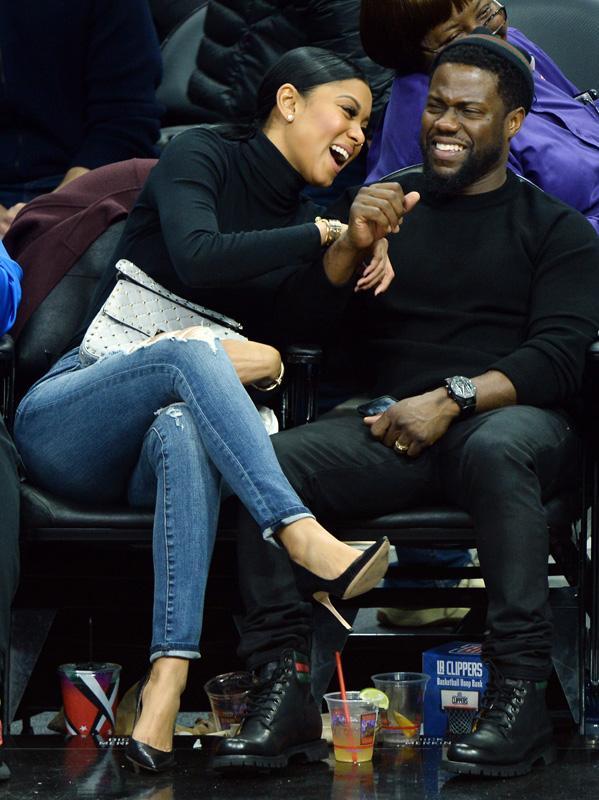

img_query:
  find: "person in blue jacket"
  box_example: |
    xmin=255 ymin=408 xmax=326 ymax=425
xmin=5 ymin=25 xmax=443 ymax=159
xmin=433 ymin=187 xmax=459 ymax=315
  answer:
xmin=0 ymin=240 xmax=22 ymax=780
xmin=0 ymin=0 xmax=163 ymax=238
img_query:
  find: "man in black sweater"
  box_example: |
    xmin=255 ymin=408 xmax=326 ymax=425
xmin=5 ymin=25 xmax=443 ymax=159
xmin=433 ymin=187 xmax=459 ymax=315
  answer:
xmin=214 ymin=34 xmax=599 ymax=776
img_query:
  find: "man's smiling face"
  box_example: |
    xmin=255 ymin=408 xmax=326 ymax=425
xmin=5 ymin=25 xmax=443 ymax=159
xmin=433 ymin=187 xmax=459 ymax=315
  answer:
xmin=419 ymin=62 xmax=510 ymax=196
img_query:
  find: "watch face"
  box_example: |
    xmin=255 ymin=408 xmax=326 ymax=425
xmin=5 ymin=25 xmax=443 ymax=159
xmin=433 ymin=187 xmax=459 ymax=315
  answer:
xmin=449 ymin=376 xmax=476 ymax=399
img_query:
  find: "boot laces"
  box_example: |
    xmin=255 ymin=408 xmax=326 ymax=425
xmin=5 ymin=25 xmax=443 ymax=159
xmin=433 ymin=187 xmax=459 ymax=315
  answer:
xmin=476 ymin=666 xmax=525 ymax=732
xmin=243 ymin=665 xmax=288 ymax=726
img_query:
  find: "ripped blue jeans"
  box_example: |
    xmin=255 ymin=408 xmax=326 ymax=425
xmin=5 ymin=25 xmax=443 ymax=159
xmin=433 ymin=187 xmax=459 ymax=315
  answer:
xmin=13 ymin=340 xmax=311 ymax=661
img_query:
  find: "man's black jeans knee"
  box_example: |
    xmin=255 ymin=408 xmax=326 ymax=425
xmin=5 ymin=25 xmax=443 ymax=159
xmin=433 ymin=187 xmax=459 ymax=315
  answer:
xmin=237 ymin=405 xmax=579 ymax=680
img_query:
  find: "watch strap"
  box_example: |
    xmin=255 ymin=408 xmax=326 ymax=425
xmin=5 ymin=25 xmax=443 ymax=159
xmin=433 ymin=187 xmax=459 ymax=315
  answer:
xmin=444 ymin=376 xmax=477 ymax=418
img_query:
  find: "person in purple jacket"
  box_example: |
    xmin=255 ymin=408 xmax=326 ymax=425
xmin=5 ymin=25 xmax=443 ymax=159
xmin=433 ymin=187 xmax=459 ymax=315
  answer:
xmin=0 ymin=240 xmax=22 ymax=781
xmin=361 ymin=0 xmax=599 ymax=234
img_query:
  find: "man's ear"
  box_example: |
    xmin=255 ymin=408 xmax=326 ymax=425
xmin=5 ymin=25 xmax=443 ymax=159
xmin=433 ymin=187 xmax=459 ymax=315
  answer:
xmin=505 ymin=107 xmax=526 ymax=141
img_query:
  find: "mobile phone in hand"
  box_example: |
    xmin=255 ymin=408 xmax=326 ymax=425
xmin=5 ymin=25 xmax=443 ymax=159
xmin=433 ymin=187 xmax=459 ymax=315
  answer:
xmin=356 ymin=395 xmax=398 ymax=417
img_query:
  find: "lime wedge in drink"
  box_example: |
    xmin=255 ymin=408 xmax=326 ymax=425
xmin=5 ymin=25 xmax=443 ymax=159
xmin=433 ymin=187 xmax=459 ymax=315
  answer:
xmin=359 ymin=687 xmax=389 ymax=709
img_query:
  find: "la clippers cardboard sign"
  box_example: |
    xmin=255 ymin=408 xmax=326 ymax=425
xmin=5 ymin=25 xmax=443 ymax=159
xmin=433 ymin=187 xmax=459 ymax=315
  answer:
xmin=422 ymin=642 xmax=489 ymax=738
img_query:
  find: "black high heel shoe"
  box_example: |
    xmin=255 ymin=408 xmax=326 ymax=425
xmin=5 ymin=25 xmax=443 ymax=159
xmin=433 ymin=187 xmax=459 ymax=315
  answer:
xmin=293 ymin=537 xmax=390 ymax=629
xmin=125 ymin=672 xmax=176 ymax=774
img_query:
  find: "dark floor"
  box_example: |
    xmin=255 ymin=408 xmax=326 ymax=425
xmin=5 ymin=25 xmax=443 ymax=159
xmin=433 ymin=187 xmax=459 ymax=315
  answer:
xmin=2 ymin=728 xmax=599 ymax=800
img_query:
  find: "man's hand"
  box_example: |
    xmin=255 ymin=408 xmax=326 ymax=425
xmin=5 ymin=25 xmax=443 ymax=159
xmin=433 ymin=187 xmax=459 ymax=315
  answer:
xmin=363 ymin=388 xmax=459 ymax=457
xmin=323 ymin=183 xmax=419 ymax=288
xmin=0 ymin=203 xmax=26 ymax=238
xmin=355 ymin=238 xmax=395 ymax=296
xmin=346 ymin=182 xmax=420 ymax=251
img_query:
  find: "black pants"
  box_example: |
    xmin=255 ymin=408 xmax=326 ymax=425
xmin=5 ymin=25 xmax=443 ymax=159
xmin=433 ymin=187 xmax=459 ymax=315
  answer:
xmin=0 ymin=416 xmax=19 ymax=688
xmin=237 ymin=404 xmax=579 ymax=681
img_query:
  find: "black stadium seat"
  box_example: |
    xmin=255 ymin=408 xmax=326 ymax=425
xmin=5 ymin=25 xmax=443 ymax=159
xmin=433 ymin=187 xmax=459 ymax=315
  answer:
xmin=509 ymin=0 xmax=599 ymax=91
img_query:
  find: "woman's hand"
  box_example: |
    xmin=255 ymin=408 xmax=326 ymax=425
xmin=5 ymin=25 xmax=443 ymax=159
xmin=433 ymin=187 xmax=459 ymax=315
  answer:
xmin=221 ymin=339 xmax=282 ymax=386
xmin=127 ymin=327 xmax=281 ymax=387
xmin=323 ymin=184 xmax=416 ymax=288
xmin=346 ymin=182 xmax=420 ymax=251
xmin=355 ymin=238 xmax=395 ymax=296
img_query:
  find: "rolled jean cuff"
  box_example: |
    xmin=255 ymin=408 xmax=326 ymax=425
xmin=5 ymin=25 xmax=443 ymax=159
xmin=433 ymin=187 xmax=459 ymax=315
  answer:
xmin=149 ymin=645 xmax=201 ymax=662
xmin=262 ymin=510 xmax=315 ymax=546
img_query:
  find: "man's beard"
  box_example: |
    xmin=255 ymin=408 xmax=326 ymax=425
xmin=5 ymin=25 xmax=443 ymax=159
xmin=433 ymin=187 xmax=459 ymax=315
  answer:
xmin=421 ymin=138 xmax=504 ymax=197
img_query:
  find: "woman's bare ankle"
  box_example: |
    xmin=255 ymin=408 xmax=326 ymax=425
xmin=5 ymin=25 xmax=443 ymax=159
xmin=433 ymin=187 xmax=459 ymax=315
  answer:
xmin=278 ymin=518 xmax=357 ymax=579
xmin=132 ymin=659 xmax=189 ymax=751
xmin=148 ymin=658 xmax=188 ymax=695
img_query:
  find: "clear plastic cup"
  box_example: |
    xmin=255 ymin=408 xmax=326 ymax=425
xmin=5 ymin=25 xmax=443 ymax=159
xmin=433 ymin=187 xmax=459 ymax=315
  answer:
xmin=371 ymin=672 xmax=429 ymax=744
xmin=324 ymin=691 xmax=379 ymax=763
xmin=203 ymin=671 xmax=253 ymax=731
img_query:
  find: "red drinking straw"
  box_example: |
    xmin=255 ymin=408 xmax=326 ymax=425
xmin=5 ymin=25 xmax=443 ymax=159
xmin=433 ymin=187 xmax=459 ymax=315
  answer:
xmin=335 ymin=650 xmax=358 ymax=764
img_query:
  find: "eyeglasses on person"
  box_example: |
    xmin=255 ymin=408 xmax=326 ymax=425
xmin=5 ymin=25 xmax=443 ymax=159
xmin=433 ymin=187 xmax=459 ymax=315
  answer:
xmin=421 ymin=1 xmax=507 ymax=55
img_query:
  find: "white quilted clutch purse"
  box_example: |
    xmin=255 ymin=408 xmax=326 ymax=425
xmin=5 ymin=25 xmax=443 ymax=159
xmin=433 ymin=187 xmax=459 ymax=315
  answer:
xmin=80 ymin=259 xmax=246 ymax=366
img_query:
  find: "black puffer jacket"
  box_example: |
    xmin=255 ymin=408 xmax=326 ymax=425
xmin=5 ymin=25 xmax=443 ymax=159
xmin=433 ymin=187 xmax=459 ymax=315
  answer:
xmin=188 ymin=0 xmax=392 ymax=127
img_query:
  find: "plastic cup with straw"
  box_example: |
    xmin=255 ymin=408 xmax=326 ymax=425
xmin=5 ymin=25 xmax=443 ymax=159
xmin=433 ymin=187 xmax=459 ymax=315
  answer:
xmin=323 ymin=651 xmax=379 ymax=764
xmin=336 ymin=651 xmax=357 ymax=764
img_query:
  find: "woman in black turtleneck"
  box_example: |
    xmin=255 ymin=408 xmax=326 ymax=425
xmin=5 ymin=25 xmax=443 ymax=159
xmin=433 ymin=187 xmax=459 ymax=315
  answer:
xmin=84 ymin=53 xmax=394 ymax=349
xmin=14 ymin=48 xmax=414 ymax=772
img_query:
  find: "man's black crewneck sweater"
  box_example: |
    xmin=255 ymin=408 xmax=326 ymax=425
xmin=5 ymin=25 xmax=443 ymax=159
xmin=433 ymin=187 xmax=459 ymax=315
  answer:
xmin=357 ymin=171 xmax=599 ymax=409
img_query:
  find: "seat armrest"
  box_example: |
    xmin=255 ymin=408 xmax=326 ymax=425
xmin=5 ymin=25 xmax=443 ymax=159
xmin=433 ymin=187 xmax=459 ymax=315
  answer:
xmin=281 ymin=344 xmax=322 ymax=430
xmin=0 ymin=334 xmax=15 ymax=423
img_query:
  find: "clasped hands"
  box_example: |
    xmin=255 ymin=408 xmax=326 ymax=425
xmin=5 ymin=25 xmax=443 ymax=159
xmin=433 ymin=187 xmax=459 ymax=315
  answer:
xmin=348 ymin=182 xmax=420 ymax=295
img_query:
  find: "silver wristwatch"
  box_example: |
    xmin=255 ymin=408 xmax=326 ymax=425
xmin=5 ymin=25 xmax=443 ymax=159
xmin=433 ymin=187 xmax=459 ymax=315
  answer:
xmin=444 ymin=376 xmax=477 ymax=418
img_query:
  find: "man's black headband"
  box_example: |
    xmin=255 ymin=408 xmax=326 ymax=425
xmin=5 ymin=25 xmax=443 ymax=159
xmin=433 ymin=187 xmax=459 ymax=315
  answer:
xmin=432 ymin=27 xmax=535 ymax=112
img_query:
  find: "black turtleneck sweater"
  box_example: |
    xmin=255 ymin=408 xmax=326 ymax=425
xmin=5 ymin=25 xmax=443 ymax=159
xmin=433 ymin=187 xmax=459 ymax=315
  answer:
xmin=80 ymin=126 xmax=351 ymax=347
xmin=354 ymin=170 xmax=599 ymax=410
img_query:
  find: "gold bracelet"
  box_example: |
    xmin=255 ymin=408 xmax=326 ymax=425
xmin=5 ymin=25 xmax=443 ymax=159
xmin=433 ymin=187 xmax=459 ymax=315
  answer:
xmin=315 ymin=216 xmax=344 ymax=246
xmin=250 ymin=361 xmax=285 ymax=392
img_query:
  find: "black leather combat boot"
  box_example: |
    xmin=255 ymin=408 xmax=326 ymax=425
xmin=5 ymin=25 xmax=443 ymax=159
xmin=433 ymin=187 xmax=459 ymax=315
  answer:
xmin=211 ymin=650 xmax=328 ymax=770
xmin=443 ymin=666 xmax=556 ymax=777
